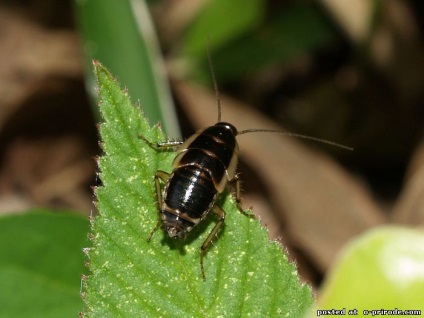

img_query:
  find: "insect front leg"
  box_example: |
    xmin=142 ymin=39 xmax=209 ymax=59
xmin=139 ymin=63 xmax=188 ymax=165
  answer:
xmin=200 ymin=205 xmax=226 ymax=281
xmin=138 ymin=134 xmax=183 ymax=150
xmin=147 ymin=170 xmax=169 ymax=242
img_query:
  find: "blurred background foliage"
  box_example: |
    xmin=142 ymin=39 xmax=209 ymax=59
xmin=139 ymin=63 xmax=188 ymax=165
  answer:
xmin=0 ymin=0 xmax=423 ymax=316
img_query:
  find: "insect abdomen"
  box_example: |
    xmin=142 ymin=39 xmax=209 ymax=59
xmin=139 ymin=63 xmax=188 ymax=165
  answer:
xmin=165 ymin=165 xmax=218 ymax=220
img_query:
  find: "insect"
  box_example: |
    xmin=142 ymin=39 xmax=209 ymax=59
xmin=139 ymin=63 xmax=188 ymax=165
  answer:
xmin=140 ymin=51 xmax=352 ymax=281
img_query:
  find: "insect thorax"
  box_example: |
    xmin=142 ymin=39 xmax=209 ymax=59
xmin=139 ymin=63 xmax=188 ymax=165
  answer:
xmin=172 ymin=122 xmax=239 ymax=192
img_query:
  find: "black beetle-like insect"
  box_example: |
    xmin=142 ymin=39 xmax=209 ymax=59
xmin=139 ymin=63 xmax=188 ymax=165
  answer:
xmin=140 ymin=52 xmax=351 ymax=281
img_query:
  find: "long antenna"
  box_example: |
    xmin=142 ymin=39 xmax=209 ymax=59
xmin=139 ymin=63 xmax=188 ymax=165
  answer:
xmin=205 ymin=39 xmax=352 ymax=151
xmin=238 ymin=128 xmax=353 ymax=151
xmin=206 ymin=37 xmax=222 ymax=122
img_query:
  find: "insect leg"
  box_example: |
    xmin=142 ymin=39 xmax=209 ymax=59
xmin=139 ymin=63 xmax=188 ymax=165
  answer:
xmin=139 ymin=134 xmax=183 ymax=149
xmin=200 ymin=205 xmax=226 ymax=280
xmin=147 ymin=170 xmax=170 ymax=241
xmin=231 ymin=175 xmax=256 ymax=219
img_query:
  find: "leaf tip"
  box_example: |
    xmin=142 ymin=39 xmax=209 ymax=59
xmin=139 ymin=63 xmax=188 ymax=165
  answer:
xmin=93 ymin=60 xmax=113 ymax=83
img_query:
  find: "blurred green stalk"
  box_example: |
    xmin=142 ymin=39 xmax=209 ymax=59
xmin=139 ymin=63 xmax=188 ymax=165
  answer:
xmin=74 ymin=0 xmax=180 ymax=137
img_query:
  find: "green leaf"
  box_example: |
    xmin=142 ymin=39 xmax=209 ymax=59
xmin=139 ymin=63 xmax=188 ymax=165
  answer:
xmin=181 ymin=0 xmax=265 ymax=58
xmin=84 ymin=61 xmax=313 ymax=317
xmin=0 ymin=210 xmax=88 ymax=318
xmin=211 ymin=4 xmax=338 ymax=82
xmin=318 ymin=226 xmax=424 ymax=312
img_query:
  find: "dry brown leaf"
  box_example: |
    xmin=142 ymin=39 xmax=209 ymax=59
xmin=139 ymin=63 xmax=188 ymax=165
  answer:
xmin=0 ymin=137 xmax=94 ymax=214
xmin=391 ymin=138 xmax=424 ymax=225
xmin=0 ymin=8 xmax=82 ymax=126
xmin=320 ymin=0 xmax=374 ymax=43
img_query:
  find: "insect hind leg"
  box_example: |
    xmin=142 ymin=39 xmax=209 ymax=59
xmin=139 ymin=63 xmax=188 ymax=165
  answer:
xmin=200 ymin=205 xmax=226 ymax=281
